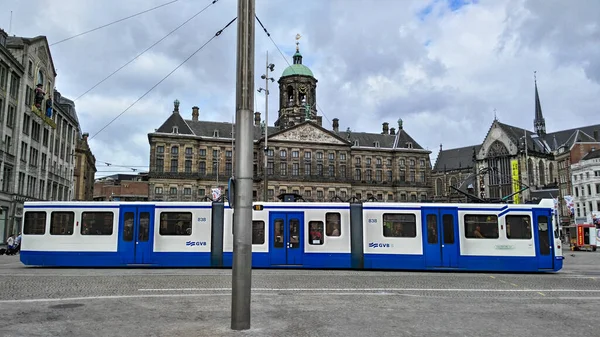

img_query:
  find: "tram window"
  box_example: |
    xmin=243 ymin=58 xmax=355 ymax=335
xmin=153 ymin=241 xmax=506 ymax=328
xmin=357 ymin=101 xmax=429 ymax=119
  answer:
xmin=23 ymin=211 xmax=46 ymax=235
xmin=139 ymin=212 xmax=150 ymax=242
xmin=383 ymin=213 xmax=417 ymax=238
xmin=123 ymin=212 xmax=134 ymax=242
xmin=537 ymin=215 xmax=550 ymax=255
xmin=426 ymin=214 xmax=437 ymax=243
xmin=464 ymin=214 xmax=498 ymax=239
xmin=505 ymin=215 xmax=532 ymax=239
xmin=325 ymin=213 xmax=341 ymax=236
xmin=81 ymin=212 xmax=114 ymax=235
xmin=50 ymin=212 xmax=74 ymax=235
xmin=309 ymin=221 xmax=324 ymax=245
xmin=442 ymin=214 xmax=455 ymax=244
xmin=252 ymin=221 xmax=265 ymax=245
xmin=159 ymin=212 xmax=192 ymax=235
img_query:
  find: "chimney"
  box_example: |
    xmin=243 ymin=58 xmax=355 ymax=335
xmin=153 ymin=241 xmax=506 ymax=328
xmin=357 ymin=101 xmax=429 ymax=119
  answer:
xmin=254 ymin=112 xmax=261 ymax=126
xmin=390 ymin=127 xmax=396 ymax=135
xmin=82 ymin=132 xmax=89 ymax=142
xmin=192 ymin=106 xmax=199 ymax=121
xmin=382 ymin=122 xmax=389 ymax=135
xmin=594 ymin=130 xmax=599 ymax=141
xmin=332 ymin=118 xmax=339 ymax=132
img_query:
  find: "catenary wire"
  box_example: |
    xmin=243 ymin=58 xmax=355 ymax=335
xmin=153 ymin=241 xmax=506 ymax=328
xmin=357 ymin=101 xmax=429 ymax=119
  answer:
xmin=255 ymin=15 xmax=332 ymax=126
xmin=49 ymin=0 xmax=183 ymax=46
xmin=74 ymin=0 xmax=221 ymax=102
xmin=89 ymin=17 xmax=238 ymax=141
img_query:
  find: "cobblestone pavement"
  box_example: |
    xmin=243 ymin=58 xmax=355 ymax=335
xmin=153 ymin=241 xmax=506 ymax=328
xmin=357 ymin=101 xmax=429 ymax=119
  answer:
xmin=0 ymin=252 xmax=598 ymax=337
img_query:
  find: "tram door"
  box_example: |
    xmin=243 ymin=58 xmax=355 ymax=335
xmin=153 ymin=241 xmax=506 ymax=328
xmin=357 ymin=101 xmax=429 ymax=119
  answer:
xmin=422 ymin=208 xmax=459 ymax=268
xmin=118 ymin=206 xmax=154 ymax=264
xmin=533 ymin=210 xmax=553 ymax=270
xmin=269 ymin=212 xmax=304 ymax=265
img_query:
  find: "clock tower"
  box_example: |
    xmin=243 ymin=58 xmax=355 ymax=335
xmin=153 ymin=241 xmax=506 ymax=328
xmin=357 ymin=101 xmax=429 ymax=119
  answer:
xmin=275 ymin=34 xmax=320 ymax=130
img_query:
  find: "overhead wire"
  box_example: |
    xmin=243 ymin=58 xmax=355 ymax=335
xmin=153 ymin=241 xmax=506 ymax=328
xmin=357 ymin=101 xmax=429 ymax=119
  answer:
xmin=255 ymin=15 xmax=332 ymax=126
xmin=89 ymin=16 xmax=238 ymax=141
xmin=49 ymin=0 xmax=182 ymax=46
xmin=74 ymin=0 xmax=221 ymax=102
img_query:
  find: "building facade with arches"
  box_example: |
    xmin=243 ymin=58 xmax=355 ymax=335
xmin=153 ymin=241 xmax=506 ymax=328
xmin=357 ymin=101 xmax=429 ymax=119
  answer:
xmin=431 ymin=78 xmax=600 ymax=225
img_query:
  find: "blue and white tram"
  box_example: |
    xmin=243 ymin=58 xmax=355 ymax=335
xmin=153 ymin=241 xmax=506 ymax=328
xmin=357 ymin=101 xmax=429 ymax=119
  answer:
xmin=18 ymin=199 xmax=564 ymax=272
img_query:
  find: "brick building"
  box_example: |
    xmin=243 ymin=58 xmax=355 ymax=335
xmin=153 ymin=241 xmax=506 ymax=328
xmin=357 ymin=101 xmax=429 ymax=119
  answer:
xmin=93 ymin=174 xmax=149 ymax=201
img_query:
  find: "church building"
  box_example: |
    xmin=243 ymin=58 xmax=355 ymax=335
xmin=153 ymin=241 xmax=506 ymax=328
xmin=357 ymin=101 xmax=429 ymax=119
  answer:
xmin=431 ymin=76 xmax=600 ymax=224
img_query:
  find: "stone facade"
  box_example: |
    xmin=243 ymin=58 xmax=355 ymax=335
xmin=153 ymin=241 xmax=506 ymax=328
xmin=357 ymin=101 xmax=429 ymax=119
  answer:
xmin=73 ymin=132 xmax=97 ymax=201
xmin=432 ymin=78 xmax=600 ymax=225
xmin=0 ymin=29 xmax=79 ymax=243
xmin=570 ymin=150 xmax=600 ymax=223
xmin=146 ymin=44 xmax=432 ymax=202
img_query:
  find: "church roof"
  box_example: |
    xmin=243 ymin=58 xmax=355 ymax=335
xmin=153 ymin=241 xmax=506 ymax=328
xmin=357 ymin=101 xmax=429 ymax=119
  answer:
xmin=433 ymin=144 xmax=481 ymax=172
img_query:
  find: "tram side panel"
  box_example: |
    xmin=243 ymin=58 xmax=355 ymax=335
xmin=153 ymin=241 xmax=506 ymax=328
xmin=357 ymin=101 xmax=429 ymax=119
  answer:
xmin=150 ymin=203 xmax=213 ymax=267
xmin=457 ymin=208 xmax=538 ymax=272
xmin=302 ymin=205 xmax=351 ymax=269
xmin=362 ymin=203 xmax=424 ymax=270
xmin=20 ymin=204 xmax=121 ymax=267
xmin=222 ymin=205 xmax=270 ymax=268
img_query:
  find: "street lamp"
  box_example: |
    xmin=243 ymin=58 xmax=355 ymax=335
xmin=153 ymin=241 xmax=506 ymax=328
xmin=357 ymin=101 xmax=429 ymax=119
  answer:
xmin=257 ymin=51 xmax=275 ymax=201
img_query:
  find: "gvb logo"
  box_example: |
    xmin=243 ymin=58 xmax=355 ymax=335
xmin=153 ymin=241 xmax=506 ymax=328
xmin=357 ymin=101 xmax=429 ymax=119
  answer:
xmin=185 ymin=241 xmax=207 ymax=247
xmin=369 ymin=242 xmax=393 ymax=248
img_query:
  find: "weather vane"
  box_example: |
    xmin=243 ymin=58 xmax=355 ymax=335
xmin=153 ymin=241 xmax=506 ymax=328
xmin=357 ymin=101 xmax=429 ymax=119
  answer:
xmin=295 ymin=33 xmax=301 ymax=51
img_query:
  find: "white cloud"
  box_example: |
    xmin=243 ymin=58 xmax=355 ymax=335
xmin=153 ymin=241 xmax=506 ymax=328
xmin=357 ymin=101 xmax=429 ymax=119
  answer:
xmin=3 ymin=0 xmax=599 ymax=175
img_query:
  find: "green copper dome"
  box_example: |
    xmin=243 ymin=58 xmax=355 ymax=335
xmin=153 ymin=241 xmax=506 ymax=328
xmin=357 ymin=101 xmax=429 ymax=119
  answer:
xmin=281 ymin=51 xmax=314 ymax=78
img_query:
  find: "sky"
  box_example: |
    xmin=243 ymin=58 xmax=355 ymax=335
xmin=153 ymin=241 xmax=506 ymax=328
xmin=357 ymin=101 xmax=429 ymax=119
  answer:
xmin=2 ymin=0 xmax=600 ymax=178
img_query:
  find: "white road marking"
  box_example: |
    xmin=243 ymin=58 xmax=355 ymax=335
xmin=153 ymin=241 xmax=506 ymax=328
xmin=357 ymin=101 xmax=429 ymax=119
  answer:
xmin=3 ymin=293 xmax=600 ymax=305
xmin=137 ymin=287 xmax=600 ymax=292
xmin=0 ymin=293 xmax=230 ymax=304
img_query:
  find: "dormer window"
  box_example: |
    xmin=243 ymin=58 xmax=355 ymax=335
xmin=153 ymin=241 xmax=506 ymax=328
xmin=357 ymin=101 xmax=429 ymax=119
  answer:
xmin=406 ymin=142 xmax=413 ymax=149
xmin=172 ymin=126 xmax=179 ymax=134
xmin=374 ymin=141 xmax=380 ymax=147
xmin=213 ymin=130 xmax=219 ymax=137
xmin=354 ymin=140 xmax=359 ymax=146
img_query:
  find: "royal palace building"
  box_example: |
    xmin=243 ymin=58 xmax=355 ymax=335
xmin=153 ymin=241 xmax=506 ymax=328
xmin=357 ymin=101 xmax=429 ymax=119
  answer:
xmin=147 ymin=43 xmax=432 ymax=202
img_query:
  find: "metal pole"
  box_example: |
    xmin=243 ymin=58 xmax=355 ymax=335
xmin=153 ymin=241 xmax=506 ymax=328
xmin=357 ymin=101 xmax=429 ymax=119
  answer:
xmin=231 ymin=0 xmax=254 ymax=331
xmin=263 ymin=50 xmax=269 ymax=201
